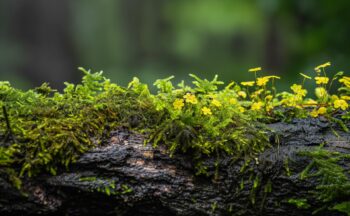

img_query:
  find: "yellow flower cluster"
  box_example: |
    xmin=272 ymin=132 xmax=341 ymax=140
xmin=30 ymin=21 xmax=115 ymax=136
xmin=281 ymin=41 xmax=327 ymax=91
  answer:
xmin=251 ymin=102 xmax=264 ymax=110
xmin=291 ymin=84 xmax=307 ymax=97
xmin=242 ymin=76 xmax=280 ymax=87
xmin=238 ymin=91 xmax=247 ymax=98
xmin=241 ymin=81 xmax=255 ymax=87
xmin=334 ymin=99 xmax=349 ymax=110
xmin=339 ymin=76 xmax=350 ymax=88
xmin=310 ymin=107 xmax=327 ymax=117
xmin=201 ymin=107 xmax=212 ymax=115
xmin=173 ymin=98 xmax=184 ymax=110
xmin=171 ymin=62 xmax=350 ymax=121
xmin=211 ymin=99 xmax=222 ymax=107
xmin=256 ymin=77 xmax=269 ymax=86
xmin=183 ymin=93 xmax=198 ymax=104
xmin=229 ymin=98 xmax=237 ymax=105
xmin=314 ymin=62 xmax=331 ymax=73
xmin=238 ymin=107 xmax=245 ymax=113
xmin=315 ymin=76 xmax=329 ymax=85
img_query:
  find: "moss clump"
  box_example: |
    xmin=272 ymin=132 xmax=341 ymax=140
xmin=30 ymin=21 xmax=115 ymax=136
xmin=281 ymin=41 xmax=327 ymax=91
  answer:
xmin=0 ymin=62 xmax=349 ymax=183
xmin=0 ymin=68 xmax=269 ymax=179
xmin=0 ymin=68 xmax=159 ymax=178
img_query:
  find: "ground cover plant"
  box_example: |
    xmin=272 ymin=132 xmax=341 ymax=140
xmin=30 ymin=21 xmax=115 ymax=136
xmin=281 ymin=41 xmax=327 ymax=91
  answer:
xmin=1 ymin=63 xmax=350 ymax=214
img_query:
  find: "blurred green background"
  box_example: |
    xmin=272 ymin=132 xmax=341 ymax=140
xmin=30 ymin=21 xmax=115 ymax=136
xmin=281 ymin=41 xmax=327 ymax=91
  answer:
xmin=0 ymin=0 xmax=350 ymax=91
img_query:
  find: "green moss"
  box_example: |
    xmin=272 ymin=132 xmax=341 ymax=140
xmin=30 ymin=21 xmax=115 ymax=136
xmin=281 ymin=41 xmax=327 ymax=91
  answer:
xmin=292 ymin=145 xmax=350 ymax=215
xmin=287 ymin=198 xmax=310 ymax=209
xmin=0 ymin=69 xmax=271 ymax=180
xmin=0 ymin=66 xmax=349 ymax=212
xmin=80 ymin=177 xmax=132 ymax=196
xmin=0 ymin=69 xmax=160 ymax=178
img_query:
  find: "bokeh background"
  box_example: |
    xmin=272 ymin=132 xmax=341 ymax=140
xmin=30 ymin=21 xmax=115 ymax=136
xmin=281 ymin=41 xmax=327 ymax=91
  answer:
xmin=1 ymin=0 xmax=350 ymax=91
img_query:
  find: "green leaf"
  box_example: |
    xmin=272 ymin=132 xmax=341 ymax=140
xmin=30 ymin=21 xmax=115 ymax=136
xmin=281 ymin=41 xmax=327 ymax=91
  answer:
xmin=332 ymin=202 xmax=350 ymax=216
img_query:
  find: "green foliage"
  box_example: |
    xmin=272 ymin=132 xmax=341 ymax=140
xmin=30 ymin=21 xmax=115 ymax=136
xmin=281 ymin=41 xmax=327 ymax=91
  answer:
xmin=332 ymin=202 xmax=350 ymax=216
xmin=1 ymin=63 xmax=350 ymax=202
xmin=79 ymin=177 xmax=132 ymax=196
xmin=0 ymin=145 xmax=18 ymax=166
xmin=297 ymin=145 xmax=350 ymax=215
xmin=0 ymin=69 xmax=157 ymax=178
xmin=288 ymin=198 xmax=310 ymax=209
xmin=147 ymin=74 xmax=269 ymax=174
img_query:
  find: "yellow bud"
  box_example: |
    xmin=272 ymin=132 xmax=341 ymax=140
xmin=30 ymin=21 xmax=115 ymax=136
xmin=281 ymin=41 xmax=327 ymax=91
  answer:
xmin=315 ymin=87 xmax=328 ymax=99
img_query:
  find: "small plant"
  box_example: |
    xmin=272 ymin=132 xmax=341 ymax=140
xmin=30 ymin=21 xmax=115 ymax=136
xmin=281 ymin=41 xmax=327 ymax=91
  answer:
xmin=288 ymin=198 xmax=310 ymax=209
xmin=79 ymin=177 xmax=132 ymax=196
xmin=294 ymin=145 xmax=350 ymax=215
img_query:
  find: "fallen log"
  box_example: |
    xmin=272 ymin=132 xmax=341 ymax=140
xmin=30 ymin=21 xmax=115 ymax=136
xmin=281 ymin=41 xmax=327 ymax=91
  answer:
xmin=1 ymin=117 xmax=349 ymax=216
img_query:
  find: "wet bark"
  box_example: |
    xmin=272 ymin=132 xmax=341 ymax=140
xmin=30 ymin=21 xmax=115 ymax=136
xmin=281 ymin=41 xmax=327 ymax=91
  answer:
xmin=1 ymin=118 xmax=349 ymax=216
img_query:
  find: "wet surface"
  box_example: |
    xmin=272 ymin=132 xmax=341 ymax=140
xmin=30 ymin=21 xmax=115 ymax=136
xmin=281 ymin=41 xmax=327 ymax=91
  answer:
xmin=1 ymin=119 xmax=349 ymax=215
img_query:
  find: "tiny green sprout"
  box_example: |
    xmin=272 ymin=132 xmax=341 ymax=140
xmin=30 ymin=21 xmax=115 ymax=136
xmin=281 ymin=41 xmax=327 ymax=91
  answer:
xmin=288 ymin=198 xmax=310 ymax=209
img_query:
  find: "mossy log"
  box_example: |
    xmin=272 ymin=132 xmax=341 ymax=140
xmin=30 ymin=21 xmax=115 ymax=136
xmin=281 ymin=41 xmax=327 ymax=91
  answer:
xmin=1 ymin=118 xmax=349 ymax=216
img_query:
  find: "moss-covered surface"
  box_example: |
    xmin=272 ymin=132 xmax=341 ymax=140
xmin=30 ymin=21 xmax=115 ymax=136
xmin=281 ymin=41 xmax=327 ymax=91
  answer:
xmin=1 ymin=63 xmax=350 ymax=215
xmin=293 ymin=145 xmax=350 ymax=215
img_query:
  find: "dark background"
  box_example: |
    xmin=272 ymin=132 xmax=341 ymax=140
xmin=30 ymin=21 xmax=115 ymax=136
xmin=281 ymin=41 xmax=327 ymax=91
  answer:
xmin=1 ymin=0 xmax=350 ymax=90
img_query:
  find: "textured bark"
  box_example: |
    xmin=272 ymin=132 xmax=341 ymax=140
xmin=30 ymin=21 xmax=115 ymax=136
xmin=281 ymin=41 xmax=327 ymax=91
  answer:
xmin=1 ymin=118 xmax=349 ymax=216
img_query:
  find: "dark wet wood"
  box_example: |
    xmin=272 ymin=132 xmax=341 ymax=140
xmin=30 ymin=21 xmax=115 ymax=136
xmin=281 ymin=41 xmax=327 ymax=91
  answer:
xmin=1 ymin=118 xmax=349 ymax=215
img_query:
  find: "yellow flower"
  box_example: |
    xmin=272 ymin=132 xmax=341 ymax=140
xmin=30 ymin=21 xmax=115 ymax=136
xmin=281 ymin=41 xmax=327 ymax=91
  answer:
xmin=257 ymin=77 xmax=269 ymax=86
xmin=265 ymin=95 xmax=273 ymax=101
xmin=314 ymin=62 xmax=331 ymax=72
xmin=315 ymin=77 xmax=329 ymax=85
xmin=334 ymin=99 xmax=349 ymax=110
xmin=317 ymin=107 xmax=327 ymax=115
xmin=237 ymin=91 xmax=247 ymax=98
xmin=310 ymin=109 xmax=319 ymax=118
xmin=173 ymin=99 xmax=184 ymax=110
xmin=291 ymin=84 xmax=307 ymax=97
xmin=183 ymin=93 xmax=198 ymax=104
xmin=238 ymin=106 xmax=245 ymax=113
xmin=315 ymin=87 xmax=328 ymax=99
xmin=211 ymin=99 xmax=222 ymax=107
xmin=248 ymin=67 xmax=262 ymax=72
xmin=341 ymin=95 xmax=350 ymax=101
xmin=229 ymin=98 xmax=237 ymax=105
xmin=241 ymin=81 xmax=255 ymax=87
xmin=251 ymin=102 xmax=264 ymax=111
xmin=299 ymin=73 xmax=312 ymax=80
xmin=339 ymin=76 xmax=350 ymax=88
xmin=202 ymin=107 xmax=212 ymax=115
xmin=331 ymin=95 xmax=339 ymax=101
